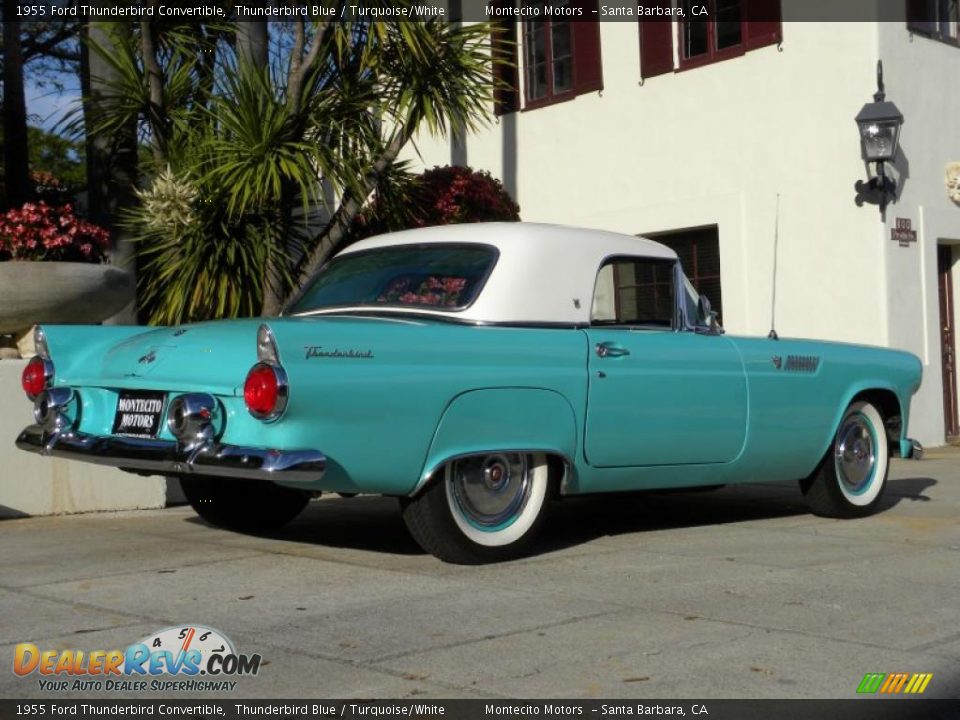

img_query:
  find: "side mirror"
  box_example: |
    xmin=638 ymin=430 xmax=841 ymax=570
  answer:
xmin=697 ymin=295 xmax=722 ymax=334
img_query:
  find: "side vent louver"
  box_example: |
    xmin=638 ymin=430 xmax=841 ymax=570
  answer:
xmin=785 ymin=355 xmax=820 ymax=373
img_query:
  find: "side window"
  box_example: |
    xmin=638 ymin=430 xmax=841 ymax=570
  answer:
xmin=591 ymin=258 xmax=676 ymax=327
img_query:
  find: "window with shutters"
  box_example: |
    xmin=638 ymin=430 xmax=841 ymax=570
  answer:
xmin=907 ymin=0 xmax=959 ymax=45
xmin=639 ymin=0 xmax=782 ymax=79
xmin=647 ymin=227 xmax=723 ymax=323
xmin=525 ymin=12 xmax=575 ymax=102
xmin=490 ymin=0 xmax=603 ymax=113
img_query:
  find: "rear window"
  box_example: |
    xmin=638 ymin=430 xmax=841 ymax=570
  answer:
xmin=289 ymin=243 xmax=498 ymax=314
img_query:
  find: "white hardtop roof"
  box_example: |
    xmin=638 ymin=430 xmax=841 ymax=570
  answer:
xmin=331 ymin=222 xmax=678 ymax=325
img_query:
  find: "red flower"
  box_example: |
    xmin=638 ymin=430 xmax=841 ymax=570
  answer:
xmin=0 ymin=201 xmax=110 ymax=264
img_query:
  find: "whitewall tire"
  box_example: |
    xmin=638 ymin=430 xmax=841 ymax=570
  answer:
xmin=401 ymin=452 xmax=554 ymax=564
xmin=803 ymin=401 xmax=889 ymax=518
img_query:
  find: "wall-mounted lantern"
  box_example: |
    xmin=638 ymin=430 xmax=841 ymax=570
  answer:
xmin=855 ymin=61 xmax=904 ymax=214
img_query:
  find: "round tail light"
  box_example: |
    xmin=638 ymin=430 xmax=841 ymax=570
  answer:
xmin=22 ymin=356 xmax=53 ymax=400
xmin=243 ymin=363 xmax=288 ymax=421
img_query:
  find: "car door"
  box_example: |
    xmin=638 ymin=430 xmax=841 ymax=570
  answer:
xmin=583 ymin=256 xmax=747 ymax=467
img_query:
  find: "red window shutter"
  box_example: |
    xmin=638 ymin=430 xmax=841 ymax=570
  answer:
xmin=906 ymin=0 xmax=935 ymax=34
xmin=744 ymin=0 xmax=782 ymax=50
xmin=490 ymin=1 xmax=519 ymax=115
xmin=572 ymin=0 xmax=603 ymax=94
xmin=639 ymin=20 xmax=674 ymax=79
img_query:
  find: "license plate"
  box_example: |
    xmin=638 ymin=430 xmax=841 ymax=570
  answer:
xmin=112 ymin=391 xmax=167 ymax=438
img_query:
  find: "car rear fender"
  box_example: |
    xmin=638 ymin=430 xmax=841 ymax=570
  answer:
xmin=34 ymin=324 xmax=151 ymax=376
xmin=414 ymin=388 xmax=578 ymax=496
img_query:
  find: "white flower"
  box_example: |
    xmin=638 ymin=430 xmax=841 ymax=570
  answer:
xmin=135 ymin=166 xmax=200 ymax=238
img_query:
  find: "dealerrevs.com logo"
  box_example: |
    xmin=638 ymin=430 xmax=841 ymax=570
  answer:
xmin=14 ymin=625 xmax=261 ymax=692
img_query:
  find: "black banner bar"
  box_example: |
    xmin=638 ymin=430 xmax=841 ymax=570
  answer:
xmin=7 ymin=0 xmax=933 ymax=23
xmin=1 ymin=700 xmax=959 ymax=720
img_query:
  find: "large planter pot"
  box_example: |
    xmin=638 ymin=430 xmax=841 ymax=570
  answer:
xmin=0 ymin=262 xmax=135 ymax=334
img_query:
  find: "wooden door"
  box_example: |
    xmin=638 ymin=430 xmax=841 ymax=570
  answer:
xmin=937 ymin=245 xmax=959 ymax=438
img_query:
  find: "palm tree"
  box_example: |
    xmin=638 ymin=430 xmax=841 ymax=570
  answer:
xmin=81 ymin=14 xmax=493 ymax=324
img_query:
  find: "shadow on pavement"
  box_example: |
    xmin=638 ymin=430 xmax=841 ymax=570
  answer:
xmin=0 ymin=504 xmax=30 ymax=520
xmin=180 ymin=477 xmax=937 ymax=555
xmin=537 ymin=476 xmax=938 ymax=555
xmin=186 ymin=494 xmax=423 ymax=555
xmin=182 ymin=476 xmax=939 ymax=559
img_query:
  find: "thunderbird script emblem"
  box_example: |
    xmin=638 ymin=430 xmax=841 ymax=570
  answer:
xmin=138 ymin=350 xmax=157 ymax=365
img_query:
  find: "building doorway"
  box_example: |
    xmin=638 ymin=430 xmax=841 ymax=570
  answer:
xmin=937 ymin=244 xmax=959 ymax=438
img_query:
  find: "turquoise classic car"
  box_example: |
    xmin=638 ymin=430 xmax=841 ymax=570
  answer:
xmin=16 ymin=223 xmax=923 ymax=563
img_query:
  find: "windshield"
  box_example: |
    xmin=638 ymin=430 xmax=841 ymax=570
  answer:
xmin=289 ymin=243 xmax=498 ymax=315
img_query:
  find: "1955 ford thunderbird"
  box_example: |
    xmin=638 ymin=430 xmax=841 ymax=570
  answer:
xmin=16 ymin=223 xmax=923 ymax=563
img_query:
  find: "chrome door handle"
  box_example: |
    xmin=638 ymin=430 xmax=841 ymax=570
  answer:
xmin=596 ymin=342 xmax=630 ymax=358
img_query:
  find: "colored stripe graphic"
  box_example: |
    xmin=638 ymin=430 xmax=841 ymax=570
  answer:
xmin=857 ymin=673 xmax=886 ymax=694
xmin=858 ymin=672 xmax=932 ymax=694
xmin=881 ymin=672 xmax=908 ymax=693
xmin=904 ymin=673 xmax=933 ymax=694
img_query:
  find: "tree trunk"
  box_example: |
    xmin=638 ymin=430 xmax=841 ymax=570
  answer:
xmin=275 ymin=129 xmax=411 ymax=314
xmin=2 ymin=1 xmax=30 ymax=209
xmin=236 ymin=21 xmax=268 ymax=69
xmin=83 ymin=21 xmax=139 ymax=323
xmin=140 ymin=18 xmax=167 ymax=167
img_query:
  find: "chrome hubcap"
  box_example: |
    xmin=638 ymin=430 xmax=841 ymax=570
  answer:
xmin=451 ymin=453 xmax=531 ymax=528
xmin=834 ymin=414 xmax=876 ymax=493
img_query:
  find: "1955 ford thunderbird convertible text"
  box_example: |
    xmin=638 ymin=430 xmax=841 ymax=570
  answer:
xmin=16 ymin=223 xmax=923 ymax=563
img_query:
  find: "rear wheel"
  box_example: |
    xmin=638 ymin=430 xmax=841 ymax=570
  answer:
xmin=180 ymin=476 xmax=310 ymax=533
xmin=400 ymin=452 xmax=554 ymax=564
xmin=802 ymin=401 xmax=889 ymax=518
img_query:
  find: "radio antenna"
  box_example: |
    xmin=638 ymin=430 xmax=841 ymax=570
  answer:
xmin=768 ymin=194 xmax=780 ymax=340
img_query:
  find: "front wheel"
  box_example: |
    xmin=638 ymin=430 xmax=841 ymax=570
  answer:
xmin=400 ymin=452 xmax=554 ymax=564
xmin=802 ymin=401 xmax=889 ymax=518
xmin=180 ymin=476 xmax=310 ymax=533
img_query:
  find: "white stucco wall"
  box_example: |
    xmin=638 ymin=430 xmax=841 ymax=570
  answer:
xmin=878 ymin=24 xmax=960 ymax=445
xmin=0 ymin=360 xmax=166 ymax=517
xmin=407 ymin=21 xmax=959 ymax=446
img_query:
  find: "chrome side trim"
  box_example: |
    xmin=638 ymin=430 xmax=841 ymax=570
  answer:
xmin=15 ymin=425 xmax=326 ymax=484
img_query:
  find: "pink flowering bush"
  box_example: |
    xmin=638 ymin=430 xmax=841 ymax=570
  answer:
xmin=378 ymin=275 xmax=470 ymax=307
xmin=0 ymin=201 xmax=110 ymax=263
xmin=412 ymin=166 xmax=520 ymax=227
xmin=351 ymin=165 xmax=520 ymax=244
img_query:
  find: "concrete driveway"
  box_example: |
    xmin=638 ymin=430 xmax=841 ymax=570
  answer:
xmin=1 ymin=454 xmax=958 ymax=700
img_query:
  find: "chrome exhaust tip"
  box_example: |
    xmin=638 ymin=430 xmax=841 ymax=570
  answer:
xmin=167 ymin=393 xmax=218 ymax=448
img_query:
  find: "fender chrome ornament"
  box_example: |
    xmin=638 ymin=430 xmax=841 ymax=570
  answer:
xmin=138 ymin=350 xmax=157 ymax=365
xmin=771 ymin=356 xmax=783 ymax=369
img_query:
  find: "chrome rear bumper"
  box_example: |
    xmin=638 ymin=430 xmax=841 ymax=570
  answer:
xmin=15 ymin=425 xmax=326 ymax=483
